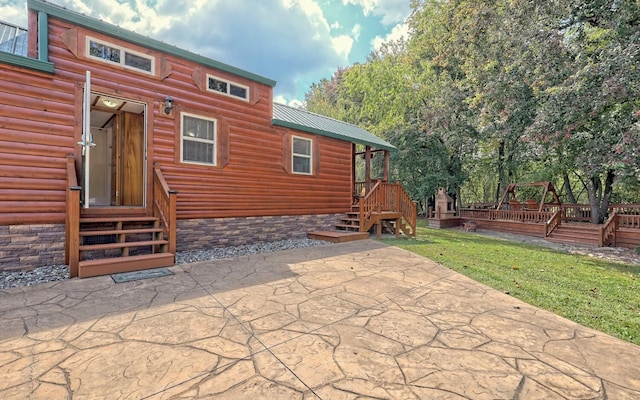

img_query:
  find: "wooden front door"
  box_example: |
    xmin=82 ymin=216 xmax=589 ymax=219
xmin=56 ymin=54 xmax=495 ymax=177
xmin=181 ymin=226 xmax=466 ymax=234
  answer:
xmin=84 ymin=91 xmax=146 ymax=208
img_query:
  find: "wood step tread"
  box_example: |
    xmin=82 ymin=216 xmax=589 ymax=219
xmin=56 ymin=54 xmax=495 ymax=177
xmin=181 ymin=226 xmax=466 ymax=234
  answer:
xmin=80 ymin=228 xmax=164 ymax=236
xmin=80 ymin=216 xmax=159 ymax=224
xmin=80 ymin=239 xmax=168 ymax=252
xmin=335 ymin=225 xmax=360 ymax=230
xmin=340 ymin=218 xmax=360 ymax=223
xmin=78 ymin=253 xmax=175 ymax=278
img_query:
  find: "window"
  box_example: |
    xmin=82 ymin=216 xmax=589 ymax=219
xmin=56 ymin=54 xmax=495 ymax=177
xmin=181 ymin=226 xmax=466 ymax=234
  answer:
xmin=207 ymin=74 xmax=249 ymax=101
xmin=87 ymin=37 xmax=155 ymax=74
xmin=181 ymin=113 xmax=217 ymax=166
xmin=292 ymin=136 xmax=312 ymax=175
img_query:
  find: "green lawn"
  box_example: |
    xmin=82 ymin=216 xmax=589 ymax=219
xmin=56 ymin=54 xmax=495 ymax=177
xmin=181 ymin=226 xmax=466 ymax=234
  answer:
xmin=380 ymin=220 xmax=640 ymax=345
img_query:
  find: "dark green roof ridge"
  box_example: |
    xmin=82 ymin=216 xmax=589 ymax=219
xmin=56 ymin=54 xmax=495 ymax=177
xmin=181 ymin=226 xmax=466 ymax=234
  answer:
xmin=272 ymin=103 xmax=395 ymax=151
xmin=27 ymin=0 xmax=277 ymax=87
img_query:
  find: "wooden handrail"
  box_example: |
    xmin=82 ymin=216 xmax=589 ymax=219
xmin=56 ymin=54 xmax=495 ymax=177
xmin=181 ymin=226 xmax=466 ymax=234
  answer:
xmin=153 ymin=165 xmax=177 ymax=255
xmin=600 ymin=212 xmax=617 ymax=247
xmin=357 ymin=180 xmax=416 ymax=237
xmin=545 ymin=210 xmax=562 ymax=237
xmin=65 ymin=155 xmax=80 ymax=278
xmin=359 ymin=180 xmax=383 ymax=233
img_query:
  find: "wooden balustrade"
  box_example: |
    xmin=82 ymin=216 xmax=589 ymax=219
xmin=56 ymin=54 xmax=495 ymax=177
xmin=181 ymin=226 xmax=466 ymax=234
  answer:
xmin=153 ymin=165 xmax=177 ymax=255
xmin=545 ymin=210 xmax=562 ymax=237
xmin=65 ymin=155 xmax=80 ymax=278
xmin=358 ymin=180 xmax=416 ymax=237
xmin=486 ymin=210 xmax=554 ymax=223
xmin=600 ymin=212 xmax=618 ymax=247
xmin=618 ymin=214 xmax=640 ymax=229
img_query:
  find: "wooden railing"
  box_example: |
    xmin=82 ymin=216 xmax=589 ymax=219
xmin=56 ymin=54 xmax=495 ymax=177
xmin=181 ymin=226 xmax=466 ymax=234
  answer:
xmin=618 ymin=214 xmax=640 ymax=229
xmin=153 ymin=165 xmax=177 ymax=255
xmin=600 ymin=212 xmax=618 ymax=247
xmin=359 ymin=180 xmax=382 ymax=233
xmin=545 ymin=210 xmax=562 ymax=237
xmin=396 ymin=182 xmax=417 ymax=237
xmin=487 ymin=210 xmax=554 ymax=223
xmin=610 ymin=204 xmax=640 ymax=215
xmin=358 ymin=180 xmax=417 ymax=237
xmin=65 ymin=155 xmax=81 ymax=278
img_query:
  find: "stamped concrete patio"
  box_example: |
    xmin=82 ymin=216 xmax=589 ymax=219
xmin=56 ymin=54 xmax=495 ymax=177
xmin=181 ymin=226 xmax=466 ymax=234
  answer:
xmin=1 ymin=240 xmax=639 ymax=399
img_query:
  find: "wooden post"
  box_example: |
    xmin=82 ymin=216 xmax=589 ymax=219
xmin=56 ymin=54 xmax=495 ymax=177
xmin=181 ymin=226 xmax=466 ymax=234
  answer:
xmin=65 ymin=155 xmax=80 ymax=278
xmin=351 ymin=143 xmax=356 ymax=195
xmin=364 ymin=146 xmax=371 ymax=192
xmin=384 ymin=150 xmax=390 ymax=182
xmin=169 ymin=189 xmax=177 ymax=255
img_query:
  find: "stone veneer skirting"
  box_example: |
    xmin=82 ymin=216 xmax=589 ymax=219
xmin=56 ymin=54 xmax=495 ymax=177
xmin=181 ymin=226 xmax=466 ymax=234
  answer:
xmin=0 ymin=224 xmax=66 ymax=272
xmin=176 ymin=214 xmax=343 ymax=252
xmin=0 ymin=214 xmax=343 ymax=271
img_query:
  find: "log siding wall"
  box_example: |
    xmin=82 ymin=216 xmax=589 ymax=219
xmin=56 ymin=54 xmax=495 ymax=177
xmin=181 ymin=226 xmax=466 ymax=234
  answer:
xmin=1 ymin=16 xmax=353 ymax=270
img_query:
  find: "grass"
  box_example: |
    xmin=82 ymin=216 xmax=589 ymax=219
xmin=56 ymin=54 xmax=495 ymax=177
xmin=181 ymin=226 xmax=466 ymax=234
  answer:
xmin=380 ymin=220 xmax=640 ymax=346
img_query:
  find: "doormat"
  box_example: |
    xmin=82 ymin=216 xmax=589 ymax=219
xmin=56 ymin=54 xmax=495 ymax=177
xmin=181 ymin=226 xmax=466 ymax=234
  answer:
xmin=111 ymin=268 xmax=174 ymax=283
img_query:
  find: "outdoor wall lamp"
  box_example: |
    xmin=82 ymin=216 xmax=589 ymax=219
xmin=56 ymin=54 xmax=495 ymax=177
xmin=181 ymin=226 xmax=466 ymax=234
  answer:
xmin=164 ymin=97 xmax=173 ymax=115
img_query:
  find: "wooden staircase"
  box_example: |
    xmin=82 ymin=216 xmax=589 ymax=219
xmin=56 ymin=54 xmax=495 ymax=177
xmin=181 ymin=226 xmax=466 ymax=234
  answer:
xmin=336 ymin=206 xmax=362 ymax=232
xmin=77 ymin=216 xmax=175 ymax=278
xmin=546 ymin=223 xmax=602 ymax=246
xmin=66 ymin=156 xmax=177 ymax=278
xmin=335 ymin=181 xmax=417 ymax=238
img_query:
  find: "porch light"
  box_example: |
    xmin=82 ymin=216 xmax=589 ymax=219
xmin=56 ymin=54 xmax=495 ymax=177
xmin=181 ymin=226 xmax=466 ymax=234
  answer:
xmin=101 ymin=96 xmax=122 ymax=108
xmin=164 ymin=97 xmax=173 ymax=115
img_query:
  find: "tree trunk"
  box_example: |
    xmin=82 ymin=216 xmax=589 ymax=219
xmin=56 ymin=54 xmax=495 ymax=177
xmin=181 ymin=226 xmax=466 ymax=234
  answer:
xmin=586 ymin=170 xmax=615 ymax=224
xmin=563 ymin=173 xmax=577 ymax=204
xmin=495 ymin=140 xmax=506 ymax=202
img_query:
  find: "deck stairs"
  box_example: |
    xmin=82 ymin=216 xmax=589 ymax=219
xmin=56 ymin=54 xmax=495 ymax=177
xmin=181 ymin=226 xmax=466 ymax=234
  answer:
xmin=335 ymin=204 xmax=415 ymax=237
xmin=546 ymin=223 xmax=601 ymax=246
xmin=77 ymin=216 xmax=175 ymax=278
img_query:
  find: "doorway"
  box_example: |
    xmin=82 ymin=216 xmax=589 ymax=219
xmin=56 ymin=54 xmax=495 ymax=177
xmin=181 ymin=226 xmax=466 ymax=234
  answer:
xmin=83 ymin=93 xmax=146 ymax=207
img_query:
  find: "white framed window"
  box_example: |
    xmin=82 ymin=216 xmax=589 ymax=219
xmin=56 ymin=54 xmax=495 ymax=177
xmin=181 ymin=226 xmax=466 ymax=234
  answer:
xmin=292 ymin=136 xmax=312 ymax=175
xmin=86 ymin=36 xmax=155 ymax=75
xmin=181 ymin=112 xmax=217 ymax=166
xmin=206 ymin=74 xmax=250 ymax=101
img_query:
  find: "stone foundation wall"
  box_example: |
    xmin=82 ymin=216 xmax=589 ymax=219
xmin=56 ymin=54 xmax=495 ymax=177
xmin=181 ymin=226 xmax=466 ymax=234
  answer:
xmin=176 ymin=214 xmax=342 ymax=252
xmin=0 ymin=224 xmax=66 ymax=272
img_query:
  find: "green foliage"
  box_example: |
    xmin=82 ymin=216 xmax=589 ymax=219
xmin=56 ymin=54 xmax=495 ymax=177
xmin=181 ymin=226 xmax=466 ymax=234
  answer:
xmin=305 ymin=0 xmax=640 ymax=212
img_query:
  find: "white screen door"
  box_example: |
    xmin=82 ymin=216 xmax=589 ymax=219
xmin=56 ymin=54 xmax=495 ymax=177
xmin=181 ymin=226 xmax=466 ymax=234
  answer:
xmin=80 ymin=70 xmax=95 ymax=208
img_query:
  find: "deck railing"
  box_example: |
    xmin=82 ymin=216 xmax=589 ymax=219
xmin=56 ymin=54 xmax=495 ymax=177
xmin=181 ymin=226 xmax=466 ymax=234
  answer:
xmin=153 ymin=165 xmax=177 ymax=255
xmin=358 ymin=180 xmax=416 ymax=236
xmin=600 ymin=212 xmax=618 ymax=247
xmin=618 ymin=214 xmax=640 ymax=229
xmin=65 ymin=155 xmax=81 ymax=278
xmin=545 ymin=210 xmax=562 ymax=237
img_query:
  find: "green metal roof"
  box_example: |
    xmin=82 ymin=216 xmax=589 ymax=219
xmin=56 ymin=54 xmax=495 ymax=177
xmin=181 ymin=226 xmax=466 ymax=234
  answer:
xmin=27 ymin=0 xmax=276 ymax=87
xmin=272 ymin=103 xmax=395 ymax=151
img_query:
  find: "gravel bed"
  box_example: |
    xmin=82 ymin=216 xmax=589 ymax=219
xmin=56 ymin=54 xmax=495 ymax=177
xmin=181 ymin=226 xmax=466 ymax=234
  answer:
xmin=0 ymin=239 xmax=328 ymax=290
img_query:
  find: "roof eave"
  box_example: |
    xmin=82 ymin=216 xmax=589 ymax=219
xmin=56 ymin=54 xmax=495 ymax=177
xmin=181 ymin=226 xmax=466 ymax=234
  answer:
xmin=27 ymin=0 xmax=277 ymax=87
xmin=272 ymin=118 xmax=396 ymax=152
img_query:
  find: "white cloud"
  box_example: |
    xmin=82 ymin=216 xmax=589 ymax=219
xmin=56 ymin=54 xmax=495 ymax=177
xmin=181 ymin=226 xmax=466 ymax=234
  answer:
xmin=351 ymin=24 xmax=361 ymax=41
xmin=342 ymin=0 xmax=410 ymax=25
xmin=330 ymin=21 xmax=341 ymax=30
xmin=372 ymin=22 xmax=409 ymax=52
xmin=332 ymin=35 xmax=354 ymax=58
xmin=274 ymin=95 xmax=304 ymax=108
xmin=1 ymin=1 xmax=27 ymax=26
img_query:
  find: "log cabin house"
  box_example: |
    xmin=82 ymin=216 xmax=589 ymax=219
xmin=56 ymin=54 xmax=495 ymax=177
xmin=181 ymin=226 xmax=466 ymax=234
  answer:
xmin=0 ymin=0 xmax=416 ymax=278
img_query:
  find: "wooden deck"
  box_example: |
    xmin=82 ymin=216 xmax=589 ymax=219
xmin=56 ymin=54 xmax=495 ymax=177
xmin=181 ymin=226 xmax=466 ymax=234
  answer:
xmin=308 ymin=231 xmax=369 ymax=243
xmin=452 ymin=206 xmax=640 ymax=249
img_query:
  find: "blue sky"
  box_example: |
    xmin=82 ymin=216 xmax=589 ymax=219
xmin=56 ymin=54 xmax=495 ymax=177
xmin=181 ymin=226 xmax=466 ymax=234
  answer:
xmin=1 ymin=0 xmax=411 ymax=106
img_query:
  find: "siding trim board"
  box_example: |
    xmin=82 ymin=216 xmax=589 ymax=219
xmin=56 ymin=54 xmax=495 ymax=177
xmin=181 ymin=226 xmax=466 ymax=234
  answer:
xmin=0 ymin=51 xmax=54 ymax=73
